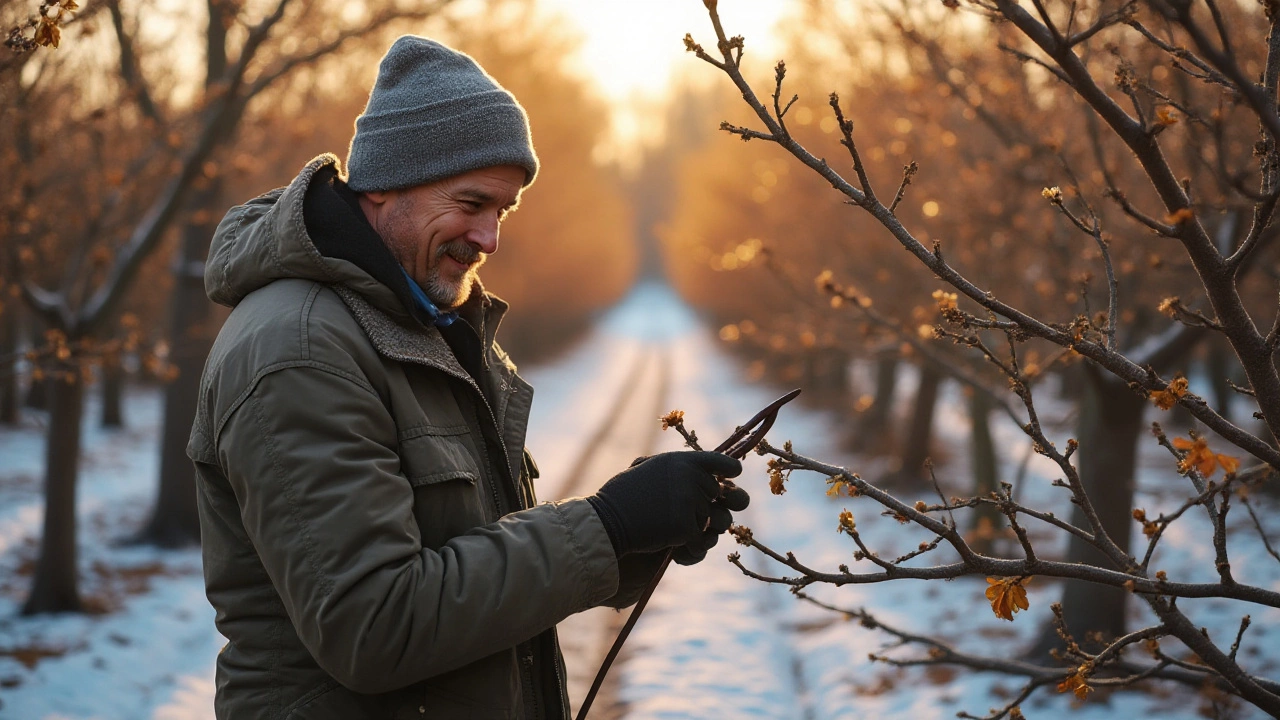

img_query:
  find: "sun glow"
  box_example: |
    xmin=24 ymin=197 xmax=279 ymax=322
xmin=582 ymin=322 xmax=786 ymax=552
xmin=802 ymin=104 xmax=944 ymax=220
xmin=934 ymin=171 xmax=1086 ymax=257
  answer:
xmin=534 ymin=0 xmax=791 ymax=165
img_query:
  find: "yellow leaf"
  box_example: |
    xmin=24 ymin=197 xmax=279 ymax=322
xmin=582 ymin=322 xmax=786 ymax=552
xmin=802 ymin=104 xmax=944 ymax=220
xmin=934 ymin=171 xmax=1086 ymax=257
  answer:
xmin=1172 ymin=436 xmax=1236 ymax=477
xmin=33 ymin=19 xmax=60 ymax=48
xmin=932 ymin=289 xmax=958 ymax=312
xmin=1217 ymin=453 xmax=1240 ymax=475
xmin=1132 ymin=508 xmax=1158 ymax=538
xmin=768 ymin=466 xmax=786 ymax=496
xmin=1057 ymin=666 xmax=1094 ymax=700
xmin=985 ymin=577 xmax=1030 ymax=621
xmin=837 ymin=509 xmax=855 ymax=535
xmin=1150 ymin=375 xmax=1188 ymax=410
xmin=826 ymin=479 xmax=849 ymax=498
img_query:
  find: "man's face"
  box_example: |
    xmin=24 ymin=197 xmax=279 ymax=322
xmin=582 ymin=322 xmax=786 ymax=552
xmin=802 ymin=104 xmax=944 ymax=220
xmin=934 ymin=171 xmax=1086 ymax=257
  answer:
xmin=363 ymin=165 xmax=525 ymax=309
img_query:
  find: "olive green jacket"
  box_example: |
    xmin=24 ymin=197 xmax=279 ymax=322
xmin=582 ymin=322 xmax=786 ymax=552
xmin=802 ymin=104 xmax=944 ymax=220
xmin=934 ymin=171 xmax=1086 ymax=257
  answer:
xmin=188 ymin=155 xmax=625 ymax=719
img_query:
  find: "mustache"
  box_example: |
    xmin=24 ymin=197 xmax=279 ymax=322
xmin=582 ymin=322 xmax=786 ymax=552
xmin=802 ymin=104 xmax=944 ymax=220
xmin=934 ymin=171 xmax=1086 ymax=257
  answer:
xmin=436 ymin=240 xmax=483 ymax=265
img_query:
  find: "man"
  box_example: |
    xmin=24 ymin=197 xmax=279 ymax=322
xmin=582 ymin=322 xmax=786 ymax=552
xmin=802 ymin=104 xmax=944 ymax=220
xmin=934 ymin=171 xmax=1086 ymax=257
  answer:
xmin=187 ymin=35 xmax=749 ymax=719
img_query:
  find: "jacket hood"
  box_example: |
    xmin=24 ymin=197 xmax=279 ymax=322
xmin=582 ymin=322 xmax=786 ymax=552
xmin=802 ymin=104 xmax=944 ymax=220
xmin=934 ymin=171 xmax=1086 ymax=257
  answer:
xmin=205 ymin=154 xmax=411 ymax=321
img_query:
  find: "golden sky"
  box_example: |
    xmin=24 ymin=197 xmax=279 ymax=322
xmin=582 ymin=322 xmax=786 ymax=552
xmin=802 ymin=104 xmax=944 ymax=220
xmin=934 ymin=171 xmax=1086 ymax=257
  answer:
xmin=534 ymin=0 xmax=791 ymax=163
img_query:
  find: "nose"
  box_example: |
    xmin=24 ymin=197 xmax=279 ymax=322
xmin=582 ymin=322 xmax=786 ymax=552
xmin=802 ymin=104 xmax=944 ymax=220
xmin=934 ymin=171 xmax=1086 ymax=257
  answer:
xmin=465 ymin=214 xmax=501 ymax=255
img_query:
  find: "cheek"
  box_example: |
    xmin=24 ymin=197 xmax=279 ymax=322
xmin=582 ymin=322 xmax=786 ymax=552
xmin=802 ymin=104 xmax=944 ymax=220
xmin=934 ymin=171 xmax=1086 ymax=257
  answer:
xmin=381 ymin=221 xmax=413 ymax=264
xmin=381 ymin=209 xmax=429 ymax=271
xmin=438 ymin=213 xmax=472 ymax=239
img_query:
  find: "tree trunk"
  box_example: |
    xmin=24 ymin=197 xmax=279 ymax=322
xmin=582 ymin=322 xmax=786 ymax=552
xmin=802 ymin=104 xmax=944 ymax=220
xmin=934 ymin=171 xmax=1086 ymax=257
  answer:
xmin=1057 ymin=364 xmax=1085 ymax=401
xmin=23 ymin=363 xmax=84 ymax=614
xmin=896 ymin=362 xmax=942 ymax=483
xmin=0 ymin=304 xmax=18 ymax=425
xmin=802 ymin=347 xmax=850 ymax=406
xmin=967 ymin=389 xmax=1003 ymax=555
xmin=1028 ymin=368 xmax=1145 ymax=658
xmin=24 ymin=314 xmax=48 ymax=410
xmin=133 ymin=182 xmax=222 ymax=547
xmin=850 ymin=354 xmax=898 ymax=453
xmin=24 ymin=376 xmax=49 ymax=411
xmin=100 ymin=357 xmax=124 ymax=428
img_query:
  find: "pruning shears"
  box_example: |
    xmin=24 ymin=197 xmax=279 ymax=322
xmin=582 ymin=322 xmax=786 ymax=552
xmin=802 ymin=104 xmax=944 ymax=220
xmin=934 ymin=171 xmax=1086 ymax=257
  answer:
xmin=575 ymin=388 xmax=802 ymax=720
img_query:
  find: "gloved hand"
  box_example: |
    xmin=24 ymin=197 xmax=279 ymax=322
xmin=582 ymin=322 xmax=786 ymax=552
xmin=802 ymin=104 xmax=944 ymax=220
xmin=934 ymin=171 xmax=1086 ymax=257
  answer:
xmin=586 ymin=451 xmax=748 ymax=566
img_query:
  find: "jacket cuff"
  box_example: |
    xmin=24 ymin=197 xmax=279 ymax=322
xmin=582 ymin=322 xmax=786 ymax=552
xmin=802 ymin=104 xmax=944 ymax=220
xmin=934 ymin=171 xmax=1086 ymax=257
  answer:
xmin=549 ymin=498 xmax=620 ymax=610
xmin=584 ymin=495 xmax=626 ymax=557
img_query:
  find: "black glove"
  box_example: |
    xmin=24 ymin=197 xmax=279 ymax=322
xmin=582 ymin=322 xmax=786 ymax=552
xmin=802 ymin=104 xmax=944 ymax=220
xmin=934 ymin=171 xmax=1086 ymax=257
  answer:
xmin=587 ymin=451 xmax=748 ymax=564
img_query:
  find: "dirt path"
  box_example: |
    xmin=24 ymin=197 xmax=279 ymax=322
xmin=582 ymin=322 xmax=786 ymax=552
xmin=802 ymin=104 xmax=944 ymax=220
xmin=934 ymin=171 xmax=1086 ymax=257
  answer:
xmin=551 ymin=345 xmax=672 ymax=720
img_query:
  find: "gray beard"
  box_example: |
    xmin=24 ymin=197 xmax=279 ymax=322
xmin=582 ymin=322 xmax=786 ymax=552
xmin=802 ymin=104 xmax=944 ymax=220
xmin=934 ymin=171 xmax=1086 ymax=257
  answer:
xmin=423 ymin=270 xmax=474 ymax=309
xmin=423 ymin=240 xmax=483 ymax=309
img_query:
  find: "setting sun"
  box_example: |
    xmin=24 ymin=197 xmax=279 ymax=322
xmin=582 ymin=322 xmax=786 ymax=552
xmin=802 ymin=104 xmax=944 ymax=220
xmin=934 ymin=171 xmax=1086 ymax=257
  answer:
xmin=535 ymin=0 xmax=790 ymax=159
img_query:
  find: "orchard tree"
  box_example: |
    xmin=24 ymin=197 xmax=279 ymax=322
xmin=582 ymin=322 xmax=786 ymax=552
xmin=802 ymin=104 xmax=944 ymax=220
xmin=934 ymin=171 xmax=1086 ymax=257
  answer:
xmin=686 ymin=0 xmax=1280 ymax=715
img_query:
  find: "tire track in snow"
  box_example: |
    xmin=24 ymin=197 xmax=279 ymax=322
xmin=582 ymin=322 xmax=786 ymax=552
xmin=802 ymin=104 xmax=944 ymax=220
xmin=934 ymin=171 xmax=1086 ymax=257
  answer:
xmin=609 ymin=331 xmax=810 ymax=720
xmin=552 ymin=344 xmax=673 ymax=719
xmin=583 ymin=350 xmax=673 ymax=720
xmin=558 ymin=347 xmax=662 ymax=499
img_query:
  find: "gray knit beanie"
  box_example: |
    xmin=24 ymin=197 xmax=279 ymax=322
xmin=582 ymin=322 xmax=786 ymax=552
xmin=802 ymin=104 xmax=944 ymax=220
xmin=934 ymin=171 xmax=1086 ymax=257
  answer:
xmin=346 ymin=36 xmax=538 ymax=192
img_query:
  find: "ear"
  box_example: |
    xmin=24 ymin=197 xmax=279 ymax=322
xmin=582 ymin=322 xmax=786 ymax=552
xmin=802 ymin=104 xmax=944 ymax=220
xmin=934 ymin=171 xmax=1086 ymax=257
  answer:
xmin=360 ymin=190 xmax=391 ymax=206
xmin=356 ymin=190 xmax=390 ymax=228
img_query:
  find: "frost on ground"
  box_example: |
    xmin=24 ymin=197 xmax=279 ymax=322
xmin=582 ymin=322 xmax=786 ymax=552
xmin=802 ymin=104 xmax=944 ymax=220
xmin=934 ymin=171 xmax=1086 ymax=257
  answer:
xmin=1 ymin=282 xmax=1279 ymax=719
xmin=0 ymin=391 xmax=223 ymax=720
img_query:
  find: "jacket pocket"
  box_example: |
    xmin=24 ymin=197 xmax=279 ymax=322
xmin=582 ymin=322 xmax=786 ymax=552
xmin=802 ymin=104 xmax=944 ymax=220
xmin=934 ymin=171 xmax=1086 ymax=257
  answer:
xmin=399 ymin=429 xmax=495 ymax=549
xmin=399 ymin=425 xmax=483 ymax=485
xmin=396 ymin=651 xmax=521 ymax=720
xmin=283 ymin=681 xmax=381 ymax=719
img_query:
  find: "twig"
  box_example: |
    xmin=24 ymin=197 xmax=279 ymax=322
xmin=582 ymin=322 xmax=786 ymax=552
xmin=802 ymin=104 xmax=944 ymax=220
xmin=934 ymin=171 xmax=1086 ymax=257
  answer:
xmin=1240 ymin=494 xmax=1280 ymax=564
xmin=888 ymin=161 xmax=918 ymax=214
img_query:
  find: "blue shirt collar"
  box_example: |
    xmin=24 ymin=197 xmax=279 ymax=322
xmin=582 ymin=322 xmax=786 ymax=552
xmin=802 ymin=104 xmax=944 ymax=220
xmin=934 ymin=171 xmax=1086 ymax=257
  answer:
xmin=399 ymin=267 xmax=457 ymax=328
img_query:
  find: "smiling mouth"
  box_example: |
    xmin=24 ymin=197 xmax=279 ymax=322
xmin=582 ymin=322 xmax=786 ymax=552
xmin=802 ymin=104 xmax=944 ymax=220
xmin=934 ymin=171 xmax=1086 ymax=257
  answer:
xmin=443 ymin=255 xmax=474 ymax=272
xmin=438 ymin=241 xmax=482 ymax=268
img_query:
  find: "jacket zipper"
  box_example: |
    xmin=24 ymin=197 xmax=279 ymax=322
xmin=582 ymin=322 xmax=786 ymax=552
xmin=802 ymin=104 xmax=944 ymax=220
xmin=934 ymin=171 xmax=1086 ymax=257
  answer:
xmin=474 ymin=390 xmax=520 ymax=510
xmin=447 ymin=367 xmax=522 ymax=518
xmin=470 ymin=395 xmax=519 ymax=517
xmin=552 ymin=628 xmax=569 ymax=719
xmin=521 ymin=650 xmax=542 ymax=720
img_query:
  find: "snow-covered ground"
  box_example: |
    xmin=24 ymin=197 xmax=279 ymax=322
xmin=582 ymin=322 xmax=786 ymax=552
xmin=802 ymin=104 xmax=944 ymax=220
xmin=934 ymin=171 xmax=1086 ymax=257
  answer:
xmin=1 ymin=281 xmax=1278 ymax=719
xmin=0 ymin=391 xmax=222 ymax=720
